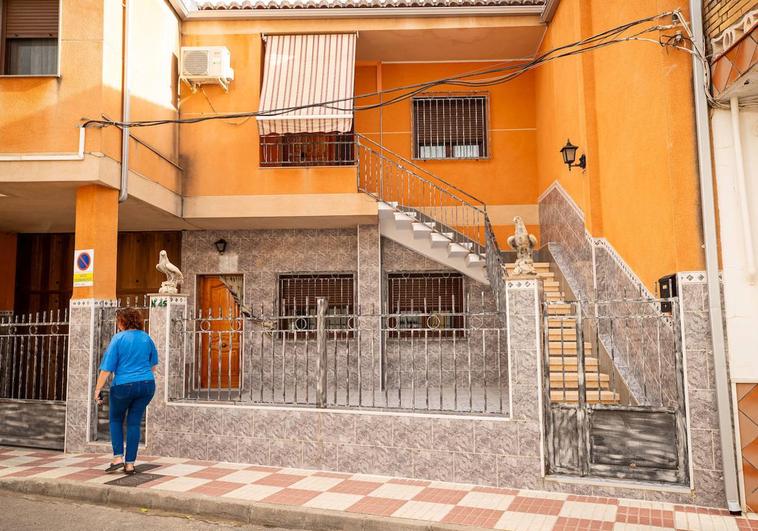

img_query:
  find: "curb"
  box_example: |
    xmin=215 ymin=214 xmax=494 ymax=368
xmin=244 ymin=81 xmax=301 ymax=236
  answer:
xmin=0 ymin=478 xmax=478 ymax=531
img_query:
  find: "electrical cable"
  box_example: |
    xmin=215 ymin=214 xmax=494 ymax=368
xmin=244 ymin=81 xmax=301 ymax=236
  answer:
xmin=81 ymin=10 xmax=737 ymax=129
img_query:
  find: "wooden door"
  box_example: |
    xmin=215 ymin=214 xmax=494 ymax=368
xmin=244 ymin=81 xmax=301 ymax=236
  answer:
xmin=198 ymin=276 xmax=241 ymax=389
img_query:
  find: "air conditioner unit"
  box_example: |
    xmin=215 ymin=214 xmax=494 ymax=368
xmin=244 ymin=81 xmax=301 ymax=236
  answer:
xmin=180 ymin=46 xmax=234 ymax=92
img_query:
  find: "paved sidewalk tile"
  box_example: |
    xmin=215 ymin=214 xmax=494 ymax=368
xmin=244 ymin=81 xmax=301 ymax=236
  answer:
xmin=1 ymin=445 xmax=757 ymax=531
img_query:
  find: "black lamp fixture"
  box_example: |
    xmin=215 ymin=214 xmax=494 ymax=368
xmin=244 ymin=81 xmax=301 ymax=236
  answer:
xmin=560 ymin=139 xmax=586 ymax=171
xmin=214 ymin=238 xmax=228 ymax=255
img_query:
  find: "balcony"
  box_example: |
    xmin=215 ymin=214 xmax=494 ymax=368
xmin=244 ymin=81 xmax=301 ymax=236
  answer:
xmin=260 ymin=132 xmax=356 ymax=168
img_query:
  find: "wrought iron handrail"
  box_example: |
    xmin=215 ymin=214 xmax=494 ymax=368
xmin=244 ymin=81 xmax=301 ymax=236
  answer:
xmin=170 ymin=298 xmax=509 ymax=415
xmin=355 ymin=133 xmax=486 ymax=210
xmin=354 ymin=133 xmax=505 ymax=294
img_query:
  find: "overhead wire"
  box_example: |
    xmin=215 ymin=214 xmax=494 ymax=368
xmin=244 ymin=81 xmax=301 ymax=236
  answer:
xmin=81 ymin=10 xmax=735 ymax=130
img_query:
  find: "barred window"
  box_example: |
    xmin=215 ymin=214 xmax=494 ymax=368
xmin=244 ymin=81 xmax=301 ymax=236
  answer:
xmin=260 ymin=132 xmax=355 ymax=167
xmin=278 ymin=273 xmax=355 ymax=332
xmin=412 ymin=95 xmax=488 ymax=160
xmin=386 ymin=272 xmax=464 ymax=337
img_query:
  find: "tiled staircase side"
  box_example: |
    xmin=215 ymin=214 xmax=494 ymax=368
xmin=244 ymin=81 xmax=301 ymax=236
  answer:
xmin=539 ymin=184 xmax=678 ymax=408
xmin=538 ymin=184 xmax=595 ymax=300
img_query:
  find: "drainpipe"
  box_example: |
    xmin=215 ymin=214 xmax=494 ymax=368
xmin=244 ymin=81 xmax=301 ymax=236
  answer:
xmin=687 ymin=0 xmax=741 ymax=512
xmin=729 ymin=96 xmax=756 ymax=282
xmin=119 ymin=0 xmax=132 ymax=203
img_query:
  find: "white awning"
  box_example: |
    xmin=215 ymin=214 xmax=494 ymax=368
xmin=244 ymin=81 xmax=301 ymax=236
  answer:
xmin=257 ymin=33 xmax=357 ymax=135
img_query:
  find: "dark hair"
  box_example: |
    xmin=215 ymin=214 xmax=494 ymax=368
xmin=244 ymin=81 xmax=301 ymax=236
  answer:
xmin=117 ymin=308 xmax=144 ymax=331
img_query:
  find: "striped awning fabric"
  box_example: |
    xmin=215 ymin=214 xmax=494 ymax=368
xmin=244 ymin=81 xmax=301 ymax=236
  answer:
xmin=257 ymin=34 xmax=357 ymax=135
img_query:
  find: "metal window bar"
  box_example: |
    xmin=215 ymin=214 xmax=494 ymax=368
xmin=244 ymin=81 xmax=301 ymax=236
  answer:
xmin=385 ymin=272 xmax=465 ymax=338
xmin=260 ymin=132 xmax=356 ymax=168
xmin=277 ymin=273 xmax=355 ymax=337
xmin=412 ymin=95 xmax=488 ymax=160
xmin=0 ymin=309 xmax=69 ymax=402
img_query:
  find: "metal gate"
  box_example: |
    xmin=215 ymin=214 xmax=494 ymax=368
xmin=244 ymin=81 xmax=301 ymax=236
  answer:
xmin=542 ymin=299 xmax=689 ymax=484
xmin=0 ymin=310 xmax=69 ymax=450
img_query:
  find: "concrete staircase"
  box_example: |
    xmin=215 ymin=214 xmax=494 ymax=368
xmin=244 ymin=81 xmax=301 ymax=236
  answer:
xmin=377 ymin=201 xmax=489 ymax=285
xmin=504 ymin=262 xmax=620 ymax=405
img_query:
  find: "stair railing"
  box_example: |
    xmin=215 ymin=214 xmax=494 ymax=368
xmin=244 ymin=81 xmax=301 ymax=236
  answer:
xmin=355 ymin=134 xmax=505 ymax=297
xmin=484 ymin=216 xmax=507 ymax=311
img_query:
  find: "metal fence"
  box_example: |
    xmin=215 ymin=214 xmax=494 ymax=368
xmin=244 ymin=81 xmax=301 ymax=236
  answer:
xmin=544 ymin=299 xmax=681 ymax=408
xmin=170 ymin=298 xmax=509 ymax=415
xmin=0 ymin=310 xmax=69 ymax=401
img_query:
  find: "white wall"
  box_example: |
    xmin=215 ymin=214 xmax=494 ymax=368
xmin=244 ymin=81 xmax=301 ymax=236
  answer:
xmin=711 ymin=108 xmax=758 ymax=381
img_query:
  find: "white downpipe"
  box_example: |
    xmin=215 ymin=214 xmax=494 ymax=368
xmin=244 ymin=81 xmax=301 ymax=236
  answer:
xmin=729 ymin=96 xmax=757 ymax=282
xmin=118 ymin=0 xmax=132 ymax=204
xmin=689 ymin=0 xmax=742 ymax=512
xmin=0 ymin=127 xmax=85 ymax=161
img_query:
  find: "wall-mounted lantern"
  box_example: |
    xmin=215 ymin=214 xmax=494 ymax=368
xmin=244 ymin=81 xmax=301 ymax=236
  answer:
xmin=214 ymin=238 xmax=228 ymax=255
xmin=560 ymin=139 xmax=586 ymax=171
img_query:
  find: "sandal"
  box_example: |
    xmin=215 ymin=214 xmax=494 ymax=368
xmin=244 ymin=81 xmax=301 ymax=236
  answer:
xmin=124 ymin=464 xmax=136 ymax=475
xmin=105 ymin=462 xmax=124 ymax=473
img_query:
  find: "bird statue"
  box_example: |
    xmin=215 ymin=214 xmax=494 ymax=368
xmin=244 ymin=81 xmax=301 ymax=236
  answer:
xmin=156 ymin=250 xmax=184 ymax=294
xmin=506 ymin=216 xmax=538 ymax=276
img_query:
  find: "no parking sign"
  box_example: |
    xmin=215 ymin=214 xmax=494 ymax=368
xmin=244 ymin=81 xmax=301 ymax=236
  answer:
xmin=73 ymin=249 xmax=94 ymax=287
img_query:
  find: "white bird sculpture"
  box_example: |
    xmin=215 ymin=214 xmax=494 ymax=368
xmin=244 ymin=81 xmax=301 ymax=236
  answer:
xmin=156 ymin=250 xmax=184 ymax=294
xmin=506 ymin=216 xmax=538 ymax=276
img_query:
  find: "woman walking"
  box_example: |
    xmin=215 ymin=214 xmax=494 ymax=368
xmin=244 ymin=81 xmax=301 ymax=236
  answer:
xmin=94 ymin=308 xmax=158 ymax=475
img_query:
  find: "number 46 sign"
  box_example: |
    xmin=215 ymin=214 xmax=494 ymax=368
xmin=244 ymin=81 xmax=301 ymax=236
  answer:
xmin=73 ymin=249 xmax=94 ymax=287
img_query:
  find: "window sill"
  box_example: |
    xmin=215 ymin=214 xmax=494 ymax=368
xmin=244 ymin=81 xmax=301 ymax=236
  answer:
xmin=0 ymin=74 xmax=60 ymax=79
xmin=411 ymin=157 xmax=489 ymax=162
xmin=258 ymin=163 xmax=358 ymax=169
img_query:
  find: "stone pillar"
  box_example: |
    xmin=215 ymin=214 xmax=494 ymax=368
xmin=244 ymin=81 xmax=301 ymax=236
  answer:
xmin=357 ymin=225 xmax=381 ymax=315
xmin=146 ymin=294 xmax=187 ymax=454
xmin=65 ymin=299 xmax=117 ymax=453
xmin=501 ymin=278 xmax=544 ymax=488
xmin=357 ymin=225 xmax=381 ymax=392
xmin=678 ymin=272 xmax=728 ymax=507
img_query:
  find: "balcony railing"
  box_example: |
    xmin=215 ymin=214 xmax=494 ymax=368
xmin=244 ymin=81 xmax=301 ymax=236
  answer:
xmin=260 ymin=132 xmax=355 ymax=167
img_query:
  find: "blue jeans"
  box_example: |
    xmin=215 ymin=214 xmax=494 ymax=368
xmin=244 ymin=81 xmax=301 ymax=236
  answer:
xmin=109 ymin=380 xmax=155 ymax=463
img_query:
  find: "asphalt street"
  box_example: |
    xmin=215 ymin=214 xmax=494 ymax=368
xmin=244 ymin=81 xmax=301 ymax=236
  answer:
xmin=1 ymin=491 xmax=302 ymax=531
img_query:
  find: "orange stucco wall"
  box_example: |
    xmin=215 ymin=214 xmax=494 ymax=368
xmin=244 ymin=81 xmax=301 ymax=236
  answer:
xmin=355 ymin=62 xmax=537 ymax=206
xmin=72 ymin=185 xmax=119 ymax=300
xmin=177 ymin=23 xmax=540 ymax=243
xmin=2 ymin=2 xmax=707 ymax=293
xmin=178 ymin=31 xmax=357 ymax=197
xmin=535 ymin=0 xmax=704 ymax=291
xmin=0 ymin=0 xmax=182 ymax=195
xmin=0 ymin=0 xmax=105 ymax=155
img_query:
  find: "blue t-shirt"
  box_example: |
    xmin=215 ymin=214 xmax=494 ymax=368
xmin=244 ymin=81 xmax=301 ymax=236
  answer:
xmin=99 ymin=330 xmax=158 ymax=386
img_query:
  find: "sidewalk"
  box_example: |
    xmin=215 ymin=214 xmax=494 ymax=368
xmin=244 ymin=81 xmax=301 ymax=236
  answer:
xmin=0 ymin=446 xmax=755 ymax=531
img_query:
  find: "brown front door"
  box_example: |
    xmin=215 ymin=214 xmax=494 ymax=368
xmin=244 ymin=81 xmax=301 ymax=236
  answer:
xmin=198 ymin=276 xmax=241 ymax=389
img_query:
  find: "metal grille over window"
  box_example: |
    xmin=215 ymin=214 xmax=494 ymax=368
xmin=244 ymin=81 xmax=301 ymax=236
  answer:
xmin=260 ymin=132 xmax=355 ymax=167
xmin=278 ymin=273 xmax=355 ymax=333
xmin=412 ymin=95 xmax=488 ymax=160
xmin=386 ymin=272 xmax=464 ymax=337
